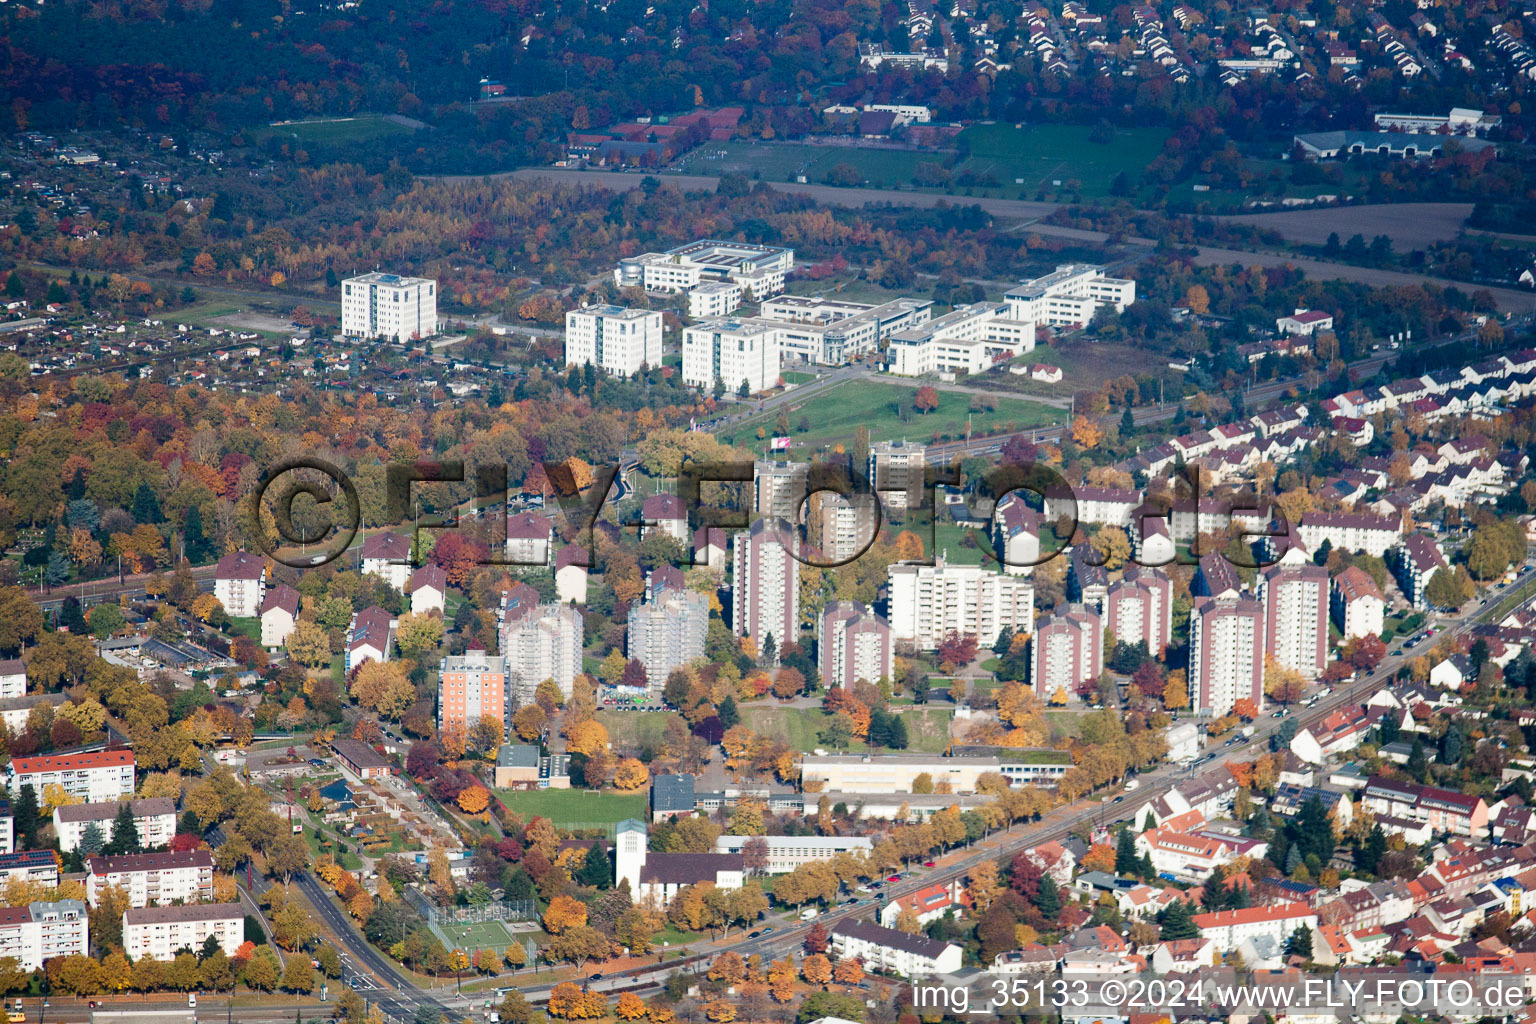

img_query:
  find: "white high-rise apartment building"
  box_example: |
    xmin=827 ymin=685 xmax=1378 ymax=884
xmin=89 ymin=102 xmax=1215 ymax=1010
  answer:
xmin=1104 ymin=567 xmax=1172 ymax=658
xmin=627 ymin=585 xmax=708 ymax=692
xmin=1261 ymin=564 xmax=1329 ymax=680
xmin=819 ymin=602 xmax=894 ymax=689
xmin=340 ymin=273 xmax=438 ymax=342
xmin=732 ymin=518 xmax=800 ymax=652
xmin=1004 ymin=264 xmax=1136 ymax=328
xmin=500 ymin=599 xmax=583 ymax=704
xmin=1189 ymin=595 xmax=1265 ymax=717
xmin=810 ymin=492 xmax=878 ymax=563
xmin=886 ymin=558 xmax=1035 ymax=649
xmin=682 ymin=320 xmax=782 ymax=395
xmin=564 ymin=305 xmax=664 ymax=378
xmin=1031 ymin=605 xmax=1102 ymax=699
xmin=868 ymin=440 xmax=926 ymax=511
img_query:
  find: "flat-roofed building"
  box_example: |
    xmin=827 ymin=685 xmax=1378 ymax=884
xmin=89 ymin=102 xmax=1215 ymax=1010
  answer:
xmin=887 ymin=558 xmax=1034 ymax=649
xmin=1260 ymin=563 xmax=1330 ymax=679
xmin=616 ymin=240 xmax=794 ymax=299
xmin=564 ymin=305 xmax=664 ymax=378
xmin=885 ymin=303 xmax=1035 ymax=376
xmin=437 ymin=650 xmax=508 ymax=736
xmin=681 ymin=319 xmax=782 ymax=395
xmin=340 ymin=273 xmax=437 ymax=343
xmin=713 ymin=834 xmax=873 ymax=873
xmin=800 ymin=753 xmax=1070 ymax=793
xmin=732 ymin=518 xmax=799 ymax=651
xmin=1004 ymin=264 xmax=1136 ymax=327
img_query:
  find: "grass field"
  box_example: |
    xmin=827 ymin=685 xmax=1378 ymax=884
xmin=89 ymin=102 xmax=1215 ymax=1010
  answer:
xmin=676 ymin=140 xmax=939 ymax=189
xmin=266 ymin=115 xmax=415 ymax=145
xmin=596 ymin=710 xmax=676 ymax=754
xmin=430 ymin=919 xmax=519 ymax=953
xmin=724 ymin=378 xmax=1061 ymax=451
xmin=494 ymin=788 xmax=646 ymax=829
xmin=955 ymin=123 xmax=1171 ymax=198
xmin=740 ymin=705 xmax=953 ymax=753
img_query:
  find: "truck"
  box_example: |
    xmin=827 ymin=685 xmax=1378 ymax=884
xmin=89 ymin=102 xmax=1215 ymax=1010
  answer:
xmin=1123 ymin=779 xmax=1140 ymax=791
xmin=1241 ymin=725 xmax=1256 ymax=738
xmin=800 ymin=907 xmax=819 ymax=921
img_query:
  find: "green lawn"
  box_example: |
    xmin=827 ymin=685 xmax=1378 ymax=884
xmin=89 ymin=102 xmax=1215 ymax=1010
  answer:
xmin=674 ymin=140 xmax=935 ymax=189
xmin=1381 ymin=611 xmax=1425 ymax=642
xmin=226 ymin=616 xmax=260 ymax=641
xmin=740 ymin=705 xmax=953 ymax=753
xmin=264 ymin=115 xmax=414 ymax=145
xmin=782 ymin=371 xmax=820 ymax=385
xmin=954 ymin=122 xmax=1172 ymax=199
xmin=493 ymin=788 xmax=646 ymax=829
xmin=724 ymin=378 xmax=1061 ymax=451
xmin=933 ymin=521 xmax=991 ymax=567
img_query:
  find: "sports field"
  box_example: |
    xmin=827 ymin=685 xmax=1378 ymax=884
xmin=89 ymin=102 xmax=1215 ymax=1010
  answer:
xmin=676 ymin=140 xmax=937 ymax=188
xmin=494 ymin=787 xmax=646 ymax=829
xmin=429 ymin=918 xmax=519 ymax=953
xmin=955 ymin=122 xmax=1171 ymax=197
xmin=723 ymin=378 xmax=1062 ymax=451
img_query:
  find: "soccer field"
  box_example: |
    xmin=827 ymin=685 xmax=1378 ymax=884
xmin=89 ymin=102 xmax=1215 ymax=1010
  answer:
xmin=430 ymin=919 xmax=519 ymax=953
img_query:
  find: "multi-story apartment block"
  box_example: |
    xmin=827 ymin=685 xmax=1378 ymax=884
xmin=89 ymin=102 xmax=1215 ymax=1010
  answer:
xmin=1332 ymin=565 xmax=1385 ymax=639
xmin=869 ymin=440 xmax=927 ymax=512
xmin=755 ymin=461 xmax=809 ymax=521
xmin=1361 ymin=776 xmax=1489 ymax=837
xmin=1296 ymin=512 xmax=1400 ymax=557
xmin=85 ymin=849 xmax=215 ymax=908
xmin=1391 ymin=533 xmax=1447 ymax=609
xmin=340 ymin=273 xmax=437 ymax=342
xmin=1191 ymin=902 xmax=1318 ymax=956
xmin=1260 ymin=564 xmax=1330 ymax=679
xmin=993 ymin=493 xmax=1040 ymax=575
xmin=732 ymin=519 xmax=800 ymax=651
xmin=360 ymin=531 xmax=412 ymax=591
xmin=627 ymin=582 xmax=708 ymax=692
xmin=829 ymin=919 xmax=962 ymax=977
xmin=499 ymin=592 xmax=584 ymax=704
xmin=0 ymin=661 xmax=23 ymax=701
xmin=886 ymin=558 xmax=1035 ymax=649
xmin=681 ymin=319 xmax=782 ymax=395
xmin=615 ymin=240 xmax=794 ymax=299
xmin=259 ymin=584 xmax=299 ymax=649
xmin=1031 ymin=604 xmax=1103 ymax=700
xmin=1189 ymin=596 xmax=1265 ymax=717
xmin=54 ymin=798 xmax=176 ymax=854
xmin=819 ymin=602 xmax=894 ymax=689
xmin=8 ymin=750 xmax=134 ymax=804
xmin=1003 ymin=264 xmax=1136 ymax=327
xmin=0 ymin=901 xmax=88 ymax=971
xmin=0 ymin=851 xmax=58 ymax=886
xmin=123 ymin=903 xmax=243 ymax=962
xmin=809 ymin=492 xmax=878 ymax=563
xmin=885 ymin=302 xmax=1036 ymax=376
xmin=437 ymin=650 xmax=508 ymax=735
xmin=564 ymin=305 xmax=664 ymax=378
xmin=1104 ymin=567 xmax=1172 ymax=658
xmin=213 ymin=550 xmax=265 ymax=618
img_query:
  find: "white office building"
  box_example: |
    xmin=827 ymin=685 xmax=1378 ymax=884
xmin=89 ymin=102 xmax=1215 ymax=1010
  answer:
xmin=713 ymin=834 xmax=873 ymax=873
xmin=885 ymin=302 xmax=1036 ymax=376
xmin=682 ymin=319 xmax=782 ymax=395
xmin=616 ymin=240 xmax=793 ymax=299
xmin=564 ymin=305 xmax=664 ymax=378
xmin=1004 ymin=264 xmax=1136 ymax=327
xmin=886 ymin=557 xmax=1035 ymax=649
xmin=123 ymin=903 xmax=243 ymax=961
xmin=688 ymin=282 xmax=743 ymax=319
xmin=340 ymin=273 xmax=438 ymax=343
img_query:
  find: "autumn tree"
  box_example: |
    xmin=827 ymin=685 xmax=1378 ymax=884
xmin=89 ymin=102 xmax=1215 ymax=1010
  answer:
xmin=913 ymin=386 xmax=939 ymax=414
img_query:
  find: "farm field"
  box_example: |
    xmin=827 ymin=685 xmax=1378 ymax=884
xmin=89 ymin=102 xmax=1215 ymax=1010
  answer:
xmin=493 ymin=787 xmax=645 ymax=829
xmin=1218 ymin=202 xmax=1474 ymax=249
xmin=723 ymin=378 xmax=1062 ymax=451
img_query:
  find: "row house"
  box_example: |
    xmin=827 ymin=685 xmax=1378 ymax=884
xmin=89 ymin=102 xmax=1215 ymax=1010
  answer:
xmin=1296 ymin=511 xmax=1400 ymax=557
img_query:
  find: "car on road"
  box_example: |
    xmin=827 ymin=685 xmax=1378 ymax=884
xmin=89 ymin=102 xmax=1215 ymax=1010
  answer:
xmin=747 ymin=930 xmax=760 ymax=938
xmin=9 ymin=1013 xmax=23 ymax=1022
xmin=923 ymin=861 xmax=935 ymax=867
xmin=887 ymin=875 xmax=900 ymax=882
xmin=1112 ymin=796 xmax=1124 ymax=803
xmin=761 ymin=927 xmax=775 ymax=935
xmin=588 ymin=973 xmax=602 ymax=982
